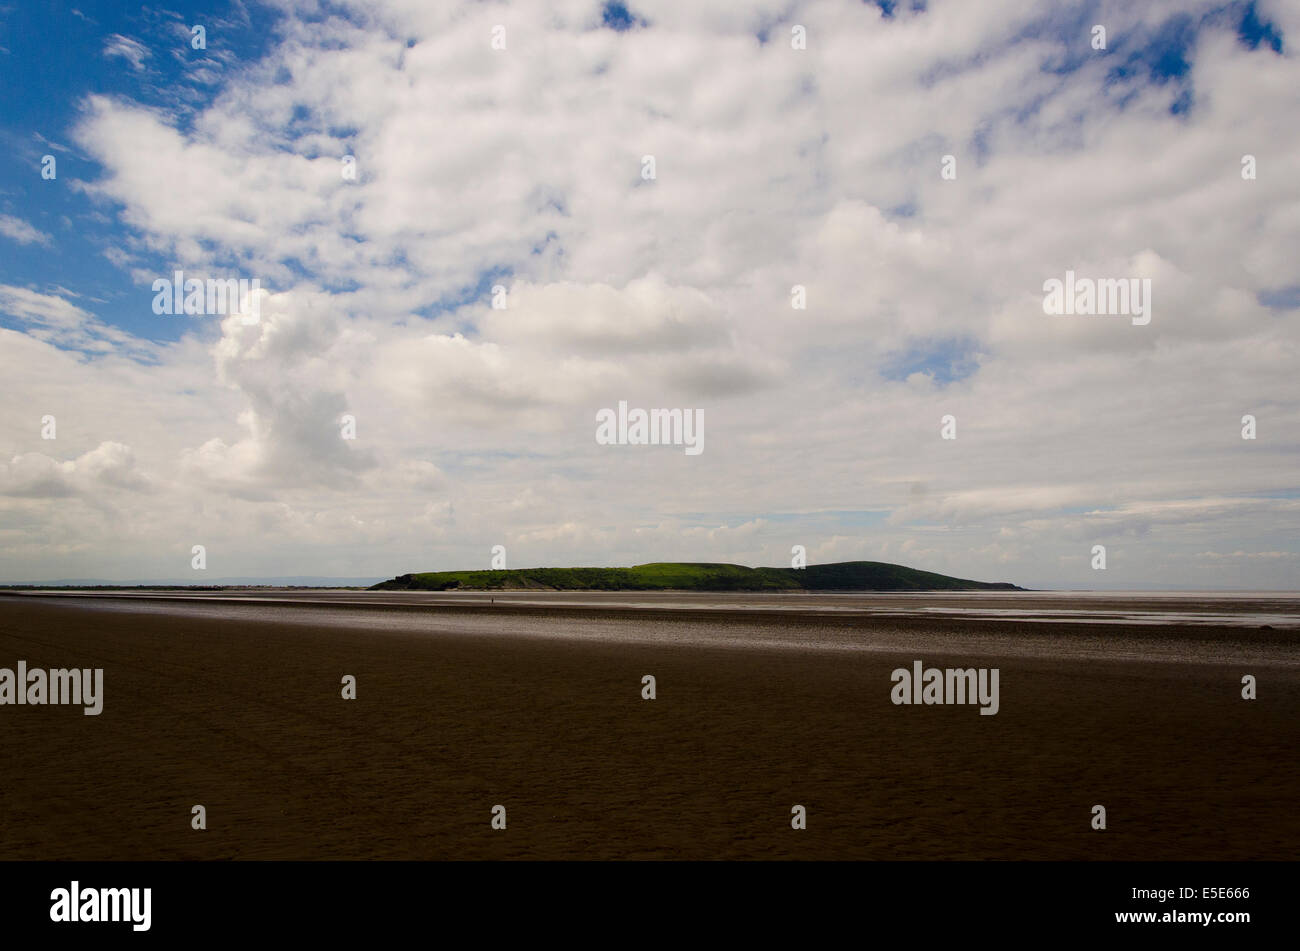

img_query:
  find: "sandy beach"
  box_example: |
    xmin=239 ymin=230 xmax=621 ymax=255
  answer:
xmin=1 ymin=592 xmax=1296 ymax=860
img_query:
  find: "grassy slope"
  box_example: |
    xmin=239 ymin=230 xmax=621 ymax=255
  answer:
xmin=371 ymin=561 xmax=1020 ymax=592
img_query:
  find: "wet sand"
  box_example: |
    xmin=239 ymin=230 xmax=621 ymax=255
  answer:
xmin=0 ymin=594 xmax=1296 ymax=860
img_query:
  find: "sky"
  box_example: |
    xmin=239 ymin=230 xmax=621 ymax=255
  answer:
xmin=0 ymin=0 xmax=1297 ymax=589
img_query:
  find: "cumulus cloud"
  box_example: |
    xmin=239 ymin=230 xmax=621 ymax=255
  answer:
xmin=0 ymin=442 xmax=150 ymax=498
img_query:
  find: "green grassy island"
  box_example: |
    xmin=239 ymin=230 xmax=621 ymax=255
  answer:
xmin=370 ymin=561 xmax=1022 ymax=592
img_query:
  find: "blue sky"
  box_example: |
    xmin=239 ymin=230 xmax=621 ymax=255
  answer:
xmin=0 ymin=0 xmax=1297 ymax=588
xmin=0 ymin=1 xmax=278 ymax=341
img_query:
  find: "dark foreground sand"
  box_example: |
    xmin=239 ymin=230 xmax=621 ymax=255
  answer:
xmin=0 ymin=595 xmax=1296 ymax=860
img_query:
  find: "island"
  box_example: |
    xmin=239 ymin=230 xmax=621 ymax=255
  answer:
xmin=370 ymin=561 xmax=1023 ymax=592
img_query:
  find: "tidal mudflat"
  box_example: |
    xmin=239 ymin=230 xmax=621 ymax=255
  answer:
xmin=1 ymin=590 xmax=1295 ymax=860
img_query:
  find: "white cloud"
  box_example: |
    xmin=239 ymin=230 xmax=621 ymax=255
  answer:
xmin=0 ymin=214 xmax=51 ymax=246
xmin=102 ymin=34 xmax=151 ymax=72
